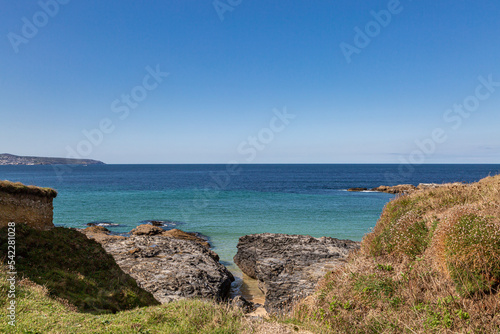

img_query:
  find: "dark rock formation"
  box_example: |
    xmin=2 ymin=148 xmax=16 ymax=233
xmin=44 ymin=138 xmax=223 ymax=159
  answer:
xmin=234 ymin=233 xmax=360 ymax=314
xmin=85 ymin=225 xmax=110 ymax=234
xmin=80 ymin=224 xmax=233 ymax=304
xmin=150 ymin=220 xmax=164 ymax=226
xmin=366 ymin=183 xmax=464 ymax=194
xmin=347 ymin=187 xmax=368 ymax=192
xmin=162 ymin=228 xmax=211 ymax=249
xmin=130 ymin=224 xmax=164 ymax=236
xmin=231 ymin=296 xmax=256 ymax=314
xmin=371 ymin=184 xmax=417 ymax=194
xmin=81 ymin=226 xmax=126 ymax=243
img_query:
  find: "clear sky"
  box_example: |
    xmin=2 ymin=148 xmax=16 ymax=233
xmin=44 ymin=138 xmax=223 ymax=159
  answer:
xmin=1 ymin=0 xmax=499 ymax=164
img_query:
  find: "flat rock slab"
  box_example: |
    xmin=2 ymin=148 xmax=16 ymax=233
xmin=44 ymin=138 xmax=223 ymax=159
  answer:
xmin=234 ymin=233 xmax=359 ymax=314
xmin=81 ymin=226 xmax=234 ymax=304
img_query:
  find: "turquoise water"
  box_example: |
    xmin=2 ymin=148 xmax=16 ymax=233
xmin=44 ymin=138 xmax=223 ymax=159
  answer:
xmin=1 ymin=164 xmax=499 ymax=272
xmin=52 ymin=188 xmax=391 ymax=268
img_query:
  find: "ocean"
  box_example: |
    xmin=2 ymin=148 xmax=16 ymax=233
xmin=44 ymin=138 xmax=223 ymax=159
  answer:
xmin=1 ymin=164 xmax=499 ymax=274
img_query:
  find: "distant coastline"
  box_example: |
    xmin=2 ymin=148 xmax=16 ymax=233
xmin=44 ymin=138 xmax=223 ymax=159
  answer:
xmin=0 ymin=153 xmax=104 ymax=166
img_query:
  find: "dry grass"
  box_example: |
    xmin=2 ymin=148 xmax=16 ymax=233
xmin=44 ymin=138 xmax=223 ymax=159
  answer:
xmin=0 ymin=180 xmax=57 ymax=198
xmin=289 ymin=174 xmax=500 ymax=333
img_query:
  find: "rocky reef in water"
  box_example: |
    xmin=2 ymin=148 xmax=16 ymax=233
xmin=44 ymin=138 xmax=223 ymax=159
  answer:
xmin=348 ymin=182 xmax=464 ymax=194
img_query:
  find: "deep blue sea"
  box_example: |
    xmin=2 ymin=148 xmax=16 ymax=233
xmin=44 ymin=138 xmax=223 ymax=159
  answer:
xmin=1 ymin=164 xmax=499 ymax=273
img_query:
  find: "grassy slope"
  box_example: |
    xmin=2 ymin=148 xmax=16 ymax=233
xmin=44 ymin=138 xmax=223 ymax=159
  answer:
xmin=0 ymin=224 xmax=158 ymax=314
xmin=0 ymin=224 xmax=246 ymax=333
xmin=0 ymin=267 xmax=244 ymax=333
xmin=288 ymin=175 xmax=500 ymax=333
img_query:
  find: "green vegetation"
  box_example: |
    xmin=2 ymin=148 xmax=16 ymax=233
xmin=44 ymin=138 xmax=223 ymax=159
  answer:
xmin=289 ymin=174 xmax=500 ymax=333
xmin=445 ymin=213 xmax=500 ymax=295
xmin=0 ymin=224 xmax=158 ymax=313
xmin=0 ymin=180 xmax=57 ymax=198
xmin=0 ymin=266 xmax=245 ymax=333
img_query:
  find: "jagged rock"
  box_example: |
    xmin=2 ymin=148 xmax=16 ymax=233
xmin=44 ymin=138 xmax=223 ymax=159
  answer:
xmin=350 ymin=183 xmax=465 ymax=195
xmin=347 ymin=187 xmax=368 ymax=192
xmin=231 ymin=296 xmax=256 ymax=314
xmin=162 ymin=228 xmax=211 ymax=249
xmin=80 ymin=226 xmax=126 ymax=243
xmin=150 ymin=220 xmax=163 ymax=226
xmin=234 ymin=233 xmax=359 ymax=314
xmin=81 ymin=225 xmax=234 ymax=304
xmin=130 ymin=224 xmax=164 ymax=236
xmin=417 ymin=182 xmax=463 ymax=190
xmin=371 ymin=184 xmax=417 ymax=194
xmin=84 ymin=226 xmax=110 ymax=234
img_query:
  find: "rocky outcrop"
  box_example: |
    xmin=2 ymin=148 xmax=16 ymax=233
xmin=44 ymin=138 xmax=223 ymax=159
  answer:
xmin=130 ymin=224 xmax=165 ymax=236
xmin=349 ymin=182 xmax=465 ymax=195
xmin=0 ymin=180 xmax=57 ymax=229
xmin=234 ymin=233 xmax=360 ymax=314
xmin=81 ymin=225 xmax=233 ymax=304
xmin=416 ymin=182 xmax=463 ymax=190
xmin=347 ymin=187 xmax=368 ymax=192
xmin=81 ymin=225 xmax=126 ymax=243
xmin=162 ymin=228 xmax=211 ymax=249
xmin=231 ymin=296 xmax=257 ymax=314
xmin=371 ymin=184 xmax=417 ymax=194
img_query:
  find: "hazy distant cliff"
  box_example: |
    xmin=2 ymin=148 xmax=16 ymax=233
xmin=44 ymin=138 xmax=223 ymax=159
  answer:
xmin=0 ymin=153 xmax=104 ymax=166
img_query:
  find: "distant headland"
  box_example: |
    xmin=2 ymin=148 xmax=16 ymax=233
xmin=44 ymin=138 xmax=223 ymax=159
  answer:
xmin=0 ymin=153 xmax=104 ymax=166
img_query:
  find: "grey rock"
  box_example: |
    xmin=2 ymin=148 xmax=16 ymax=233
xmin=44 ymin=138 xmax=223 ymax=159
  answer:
xmin=149 ymin=220 xmax=164 ymax=226
xmin=347 ymin=187 xmax=368 ymax=192
xmin=93 ymin=232 xmax=234 ymax=304
xmin=130 ymin=224 xmax=164 ymax=236
xmin=231 ymin=295 xmax=256 ymax=314
xmin=234 ymin=233 xmax=359 ymax=314
xmin=371 ymin=184 xmax=417 ymax=194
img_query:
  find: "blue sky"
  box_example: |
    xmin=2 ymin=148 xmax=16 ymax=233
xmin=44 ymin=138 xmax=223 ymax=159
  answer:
xmin=1 ymin=0 xmax=499 ymax=163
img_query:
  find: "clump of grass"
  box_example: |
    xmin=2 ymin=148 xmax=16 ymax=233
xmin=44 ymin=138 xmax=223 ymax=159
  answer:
xmin=0 ymin=180 xmax=57 ymax=198
xmin=0 ymin=224 xmax=158 ymax=313
xmin=439 ymin=209 xmax=500 ymax=295
xmin=363 ymin=200 xmax=429 ymax=259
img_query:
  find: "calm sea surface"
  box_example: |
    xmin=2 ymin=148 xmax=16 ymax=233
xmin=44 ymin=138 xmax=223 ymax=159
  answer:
xmin=1 ymin=164 xmax=499 ymax=273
